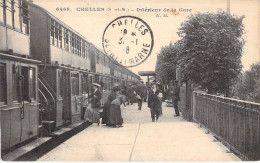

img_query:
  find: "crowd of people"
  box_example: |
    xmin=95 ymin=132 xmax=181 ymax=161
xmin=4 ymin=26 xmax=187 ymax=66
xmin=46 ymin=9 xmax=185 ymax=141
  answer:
xmin=82 ymin=80 xmax=181 ymax=127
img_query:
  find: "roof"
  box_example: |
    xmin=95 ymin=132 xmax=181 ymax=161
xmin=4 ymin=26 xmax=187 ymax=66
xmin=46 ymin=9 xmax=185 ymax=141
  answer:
xmin=138 ymin=71 xmax=156 ymax=76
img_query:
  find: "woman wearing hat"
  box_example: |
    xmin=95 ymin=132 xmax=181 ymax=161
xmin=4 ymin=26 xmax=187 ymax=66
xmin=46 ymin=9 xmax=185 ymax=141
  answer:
xmin=84 ymin=83 xmax=102 ymax=125
xmin=109 ymin=92 xmax=124 ymax=127
xmin=101 ymin=85 xmax=120 ymax=126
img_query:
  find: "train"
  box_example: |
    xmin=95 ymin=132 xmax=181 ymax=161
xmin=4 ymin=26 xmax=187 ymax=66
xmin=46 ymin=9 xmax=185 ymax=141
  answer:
xmin=0 ymin=0 xmax=140 ymax=153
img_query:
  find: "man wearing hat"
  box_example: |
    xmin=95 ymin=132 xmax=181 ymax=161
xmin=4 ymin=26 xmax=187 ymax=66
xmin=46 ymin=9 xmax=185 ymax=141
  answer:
xmin=172 ymin=80 xmax=180 ymax=117
xmin=147 ymin=82 xmax=162 ymax=122
xmin=127 ymin=84 xmax=135 ymax=105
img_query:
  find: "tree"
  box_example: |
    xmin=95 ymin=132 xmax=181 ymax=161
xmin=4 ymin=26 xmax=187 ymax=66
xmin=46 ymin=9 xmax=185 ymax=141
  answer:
xmin=155 ymin=41 xmax=182 ymax=84
xmin=232 ymin=62 xmax=260 ymax=102
xmin=177 ymin=10 xmax=245 ymax=95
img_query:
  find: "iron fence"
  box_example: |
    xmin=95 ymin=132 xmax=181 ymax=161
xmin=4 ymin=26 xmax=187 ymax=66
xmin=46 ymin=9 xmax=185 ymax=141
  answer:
xmin=193 ymin=91 xmax=260 ymax=160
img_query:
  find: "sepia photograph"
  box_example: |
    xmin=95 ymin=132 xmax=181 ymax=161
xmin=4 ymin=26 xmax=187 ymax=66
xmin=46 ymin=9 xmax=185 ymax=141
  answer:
xmin=0 ymin=0 xmax=259 ymax=161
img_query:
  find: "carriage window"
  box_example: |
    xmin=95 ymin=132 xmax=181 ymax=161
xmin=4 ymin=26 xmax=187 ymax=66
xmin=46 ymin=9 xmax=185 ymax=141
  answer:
xmin=107 ymin=78 xmax=111 ymax=91
xmin=74 ymin=36 xmax=78 ymax=55
xmin=54 ymin=22 xmax=58 ymax=46
xmin=58 ymin=25 xmax=62 ymax=48
xmin=71 ymin=74 xmax=79 ymax=95
xmin=75 ymin=36 xmax=78 ymax=55
xmin=0 ymin=63 xmax=7 ymax=104
xmin=21 ymin=0 xmax=29 ymax=34
xmin=70 ymin=33 xmax=75 ymax=54
xmin=76 ymin=37 xmax=80 ymax=56
xmin=29 ymin=67 xmax=36 ymax=100
xmin=57 ymin=70 xmax=62 ymax=96
xmin=0 ymin=0 xmax=26 ymax=30
xmin=0 ymin=0 xmax=4 ymax=23
xmin=12 ymin=64 xmax=20 ymax=102
xmin=94 ymin=75 xmax=99 ymax=83
xmin=103 ymin=54 xmax=106 ymax=66
xmin=85 ymin=43 xmax=89 ymax=59
xmin=96 ymin=52 xmax=99 ymax=64
xmin=73 ymin=34 xmax=76 ymax=54
xmin=104 ymin=78 xmax=107 ymax=90
xmin=64 ymin=29 xmax=69 ymax=51
xmin=6 ymin=0 xmax=12 ymax=27
xmin=82 ymin=41 xmax=85 ymax=58
xmin=69 ymin=32 xmax=72 ymax=52
xmin=88 ymin=76 xmax=93 ymax=94
xmin=50 ymin=19 xmax=54 ymax=45
xmin=78 ymin=38 xmax=82 ymax=57
xmin=100 ymin=54 xmax=103 ymax=66
xmin=21 ymin=66 xmax=29 ymax=101
xmin=82 ymin=75 xmax=88 ymax=94
xmin=14 ymin=0 xmax=20 ymax=30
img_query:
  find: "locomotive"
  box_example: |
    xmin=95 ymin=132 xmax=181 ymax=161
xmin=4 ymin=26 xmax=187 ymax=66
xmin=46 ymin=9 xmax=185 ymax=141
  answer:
xmin=0 ymin=0 xmax=140 ymax=153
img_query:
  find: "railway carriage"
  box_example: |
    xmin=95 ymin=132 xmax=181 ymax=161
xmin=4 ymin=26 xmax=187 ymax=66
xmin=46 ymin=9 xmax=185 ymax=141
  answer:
xmin=121 ymin=67 xmax=129 ymax=86
xmin=1 ymin=0 xmax=141 ymax=153
xmin=113 ymin=63 xmax=122 ymax=85
xmin=28 ymin=3 xmax=140 ymax=132
xmin=0 ymin=0 xmax=40 ymax=152
xmin=29 ymin=3 xmax=94 ymax=130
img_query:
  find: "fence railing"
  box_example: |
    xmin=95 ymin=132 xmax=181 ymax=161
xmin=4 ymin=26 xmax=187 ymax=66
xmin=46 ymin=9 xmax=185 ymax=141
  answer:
xmin=180 ymin=85 xmax=193 ymax=121
xmin=193 ymin=91 xmax=260 ymax=160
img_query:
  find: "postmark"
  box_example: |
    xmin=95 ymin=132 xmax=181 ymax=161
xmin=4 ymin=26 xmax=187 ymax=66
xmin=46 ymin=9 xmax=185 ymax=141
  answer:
xmin=102 ymin=16 xmax=154 ymax=67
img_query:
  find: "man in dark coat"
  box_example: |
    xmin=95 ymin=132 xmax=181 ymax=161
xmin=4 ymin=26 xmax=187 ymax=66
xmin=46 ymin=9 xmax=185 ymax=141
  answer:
xmin=127 ymin=84 xmax=135 ymax=105
xmin=132 ymin=84 xmax=138 ymax=103
xmin=144 ymin=82 xmax=150 ymax=102
xmin=172 ymin=80 xmax=180 ymax=117
xmin=136 ymin=83 xmax=145 ymax=110
xmin=121 ymin=85 xmax=128 ymax=109
xmin=148 ymin=82 xmax=162 ymax=122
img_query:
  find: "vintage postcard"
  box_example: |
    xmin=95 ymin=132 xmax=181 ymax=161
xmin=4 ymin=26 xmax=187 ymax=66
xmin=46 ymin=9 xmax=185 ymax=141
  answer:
xmin=0 ymin=0 xmax=259 ymax=162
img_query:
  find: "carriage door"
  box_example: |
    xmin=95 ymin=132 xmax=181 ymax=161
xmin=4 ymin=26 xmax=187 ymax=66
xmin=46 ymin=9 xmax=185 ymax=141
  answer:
xmin=81 ymin=74 xmax=88 ymax=119
xmin=88 ymin=74 xmax=94 ymax=94
xmin=61 ymin=70 xmax=71 ymax=124
xmin=70 ymin=72 xmax=81 ymax=123
xmin=56 ymin=69 xmax=63 ymax=127
xmin=94 ymin=75 xmax=99 ymax=83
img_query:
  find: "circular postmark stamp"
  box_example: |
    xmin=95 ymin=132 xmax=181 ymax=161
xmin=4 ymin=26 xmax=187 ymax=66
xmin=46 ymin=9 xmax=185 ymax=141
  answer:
xmin=102 ymin=16 xmax=154 ymax=67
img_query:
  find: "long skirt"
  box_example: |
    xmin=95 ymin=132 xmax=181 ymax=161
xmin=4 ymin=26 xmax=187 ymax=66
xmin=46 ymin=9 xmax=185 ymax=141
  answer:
xmin=84 ymin=103 xmax=100 ymax=123
xmin=109 ymin=104 xmax=123 ymax=125
xmin=101 ymin=103 xmax=110 ymax=125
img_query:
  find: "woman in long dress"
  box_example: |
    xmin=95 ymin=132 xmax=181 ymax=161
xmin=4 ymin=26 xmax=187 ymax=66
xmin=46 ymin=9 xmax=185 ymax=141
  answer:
xmin=84 ymin=83 xmax=102 ymax=125
xmin=101 ymin=86 xmax=119 ymax=126
xmin=109 ymin=93 xmax=125 ymax=127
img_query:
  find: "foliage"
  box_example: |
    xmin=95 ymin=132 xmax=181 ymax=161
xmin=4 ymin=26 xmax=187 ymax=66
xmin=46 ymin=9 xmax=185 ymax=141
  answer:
xmin=231 ymin=62 xmax=260 ymax=103
xmin=177 ymin=11 xmax=245 ymax=95
xmin=155 ymin=41 xmax=182 ymax=84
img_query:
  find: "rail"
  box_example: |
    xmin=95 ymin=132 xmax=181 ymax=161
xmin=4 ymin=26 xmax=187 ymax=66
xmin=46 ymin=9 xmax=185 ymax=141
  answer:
xmin=193 ymin=91 xmax=260 ymax=160
xmin=38 ymin=74 xmax=57 ymax=99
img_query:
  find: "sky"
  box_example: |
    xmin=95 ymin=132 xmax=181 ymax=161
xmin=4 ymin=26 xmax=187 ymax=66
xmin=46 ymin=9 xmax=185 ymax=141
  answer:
xmin=33 ymin=0 xmax=260 ymax=81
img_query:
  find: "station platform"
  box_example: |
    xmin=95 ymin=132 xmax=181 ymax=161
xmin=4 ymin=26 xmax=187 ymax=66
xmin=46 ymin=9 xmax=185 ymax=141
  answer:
xmin=2 ymin=120 xmax=91 ymax=161
xmin=37 ymin=102 xmax=241 ymax=161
